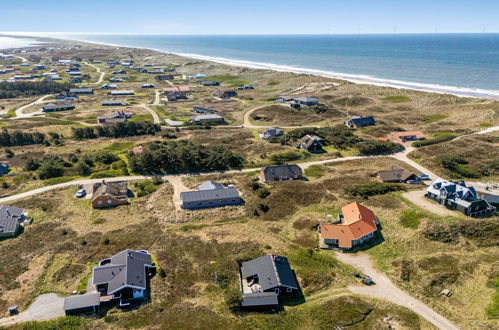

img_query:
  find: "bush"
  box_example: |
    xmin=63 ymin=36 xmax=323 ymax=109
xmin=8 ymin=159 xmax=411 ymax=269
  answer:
xmin=133 ymin=180 xmax=161 ymax=197
xmin=413 ymin=133 xmax=457 ymax=147
xmin=344 ymin=181 xmax=405 ymax=199
xmin=304 ymin=164 xmax=326 ymax=178
xmin=270 ymin=150 xmax=303 ymax=164
xmin=400 ymin=209 xmax=426 ymax=229
xmin=128 ymin=140 xmax=244 ymax=174
xmin=37 ymin=156 xmax=66 ymax=179
xmin=72 ymin=122 xmax=161 ymax=140
xmin=357 ymin=140 xmax=403 ymax=155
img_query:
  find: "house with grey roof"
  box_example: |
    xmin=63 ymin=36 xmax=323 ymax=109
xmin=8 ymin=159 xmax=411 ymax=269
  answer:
xmin=180 ymin=181 xmax=242 ymax=210
xmin=426 ymin=179 xmax=496 ymax=217
xmin=97 ymin=111 xmax=133 ymax=126
xmin=64 ymin=249 xmax=156 ymax=314
xmin=298 ymin=134 xmax=325 ymax=153
xmin=261 ymin=127 xmax=283 ymax=140
xmin=42 ymin=102 xmax=75 ymax=112
xmin=293 ymin=97 xmax=319 ymax=106
xmin=64 ymin=292 xmax=100 ymax=315
xmin=191 ymin=114 xmax=225 ymax=125
xmin=344 ymin=116 xmax=376 ymax=128
xmin=69 ymin=88 xmax=94 ymax=94
xmin=101 ymin=99 xmax=126 ymax=106
xmin=260 ymin=165 xmax=303 ymax=183
xmin=240 ymin=255 xmax=299 ymax=309
xmin=0 ymin=205 xmax=27 ymax=238
xmin=372 ymin=164 xmax=419 ymax=183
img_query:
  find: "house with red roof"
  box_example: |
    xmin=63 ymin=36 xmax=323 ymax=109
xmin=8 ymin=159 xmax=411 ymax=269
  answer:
xmin=319 ymin=202 xmax=380 ymax=250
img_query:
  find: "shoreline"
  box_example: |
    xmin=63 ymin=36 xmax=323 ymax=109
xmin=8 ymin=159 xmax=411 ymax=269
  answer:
xmin=3 ymin=33 xmax=499 ymax=100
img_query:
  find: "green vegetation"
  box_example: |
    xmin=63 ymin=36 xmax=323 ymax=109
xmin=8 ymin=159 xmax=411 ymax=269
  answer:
xmin=270 ymin=150 xmax=305 ymax=164
xmin=357 ymin=140 xmax=403 ymax=155
xmin=133 ymin=179 xmax=162 ymax=197
xmin=206 ymin=74 xmax=250 ymax=87
xmin=72 ymin=122 xmax=161 ymax=140
xmin=486 ymin=278 xmax=499 ymax=319
xmin=382 ymin=95 xmax=411 ymax=103
xmin=413 ymin=133 xmax=457 ymax=147
xmin=304 ymin=164 xmax=326 ymax=178
xmin=271 ymin=125 xmax=361 ymax=150
xmin=129 ymin=140 xmax=244 ymax=174
xmin=0 ymin=81 xmax=74 ymax=99
xmin=43 ymin=176 xmax=77 ymax=186
xmin=400 ymin=209 xmax=426 ymax=229
xmin=436 ymin=155 xmax=481 ymax=178
xmin=267 ymin=81 xmax=281 ymax=86
xmin=480 ymin=122 xmax=493 ymax=128
xmin=423 ymin=114 xmax=448 ymax=123
xmin=13 ymin=316 xmax=84 ymax=330
xmin=0 ymin=130 xmax=52 ymax=147
xmin=344 ymin=181 xmax=405 ymax=199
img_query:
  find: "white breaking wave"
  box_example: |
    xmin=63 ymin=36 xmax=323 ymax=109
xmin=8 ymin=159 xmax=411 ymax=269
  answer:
xmin=12 ymin=33 xmax=499 ymax=100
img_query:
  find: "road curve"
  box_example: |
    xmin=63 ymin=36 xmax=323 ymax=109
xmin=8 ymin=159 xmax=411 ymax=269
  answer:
xmin=139 ymin=104 xmax=161 ymax=124
xmin=84 ymin=62 xmax=105 ymax=85
xmin=335 ymin=252 xmax=459 ymax=330
xmin=14 ymin=95 xmax=52 ymax=118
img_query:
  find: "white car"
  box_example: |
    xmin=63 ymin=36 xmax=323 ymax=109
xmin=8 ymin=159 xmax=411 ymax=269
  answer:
xmin=75 ymin=189 xmax=86 ymax=198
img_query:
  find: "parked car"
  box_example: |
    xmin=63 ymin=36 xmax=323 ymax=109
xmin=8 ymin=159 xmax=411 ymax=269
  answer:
xmin=419 ymin=174 xmax=430 ymax=180
xmin=362 ymin=275 xmax=374 ymax=285
xmin=406 ymin=180 xmax=420 ymax=184
xmin=75 ymin=189 xmax=86 ymax=198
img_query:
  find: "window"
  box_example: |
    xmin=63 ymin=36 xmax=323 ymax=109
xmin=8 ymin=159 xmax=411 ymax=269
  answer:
xmin=286 ymin=287 xmax=293 ymax=293
xmin=107 ymin=199 xmax=112 ymax=204
xmin=98 ymin=201 xmax=103 ymax=205
xmin=275 ymin=288 xmax=280 ymax=294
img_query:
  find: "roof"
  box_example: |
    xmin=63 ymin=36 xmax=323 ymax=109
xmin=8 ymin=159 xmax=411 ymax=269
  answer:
xmin=92 ymin=181 xmax=128 ymax=201
xmin=299 ymin=134 xmax=324 ymax=149
xmin=109 ymin=90 xmax=135 ymax=95
xmin=92 ymin=249 xmax=152 ymax=294
xmin=70 ymin=88 xmax=93 ymax=93
xmin=426 ymin=179 xmax=486 ymax=208
xmin=0 ymin=205 xmax=25 ymax=235
xmin=198 ymin=180 xmax=225 ymax=191
xmin=241 ymin=292 xmax=279 ymax=307
xmin=262 ymin=165 xmax=303 ymax=180
xmin=320 ymin=202 xmax=378 ymax=248
xmin=374 ymin=165 xmax=416 ymax=182
xmin=180 ymin=187 xmax=239 ymax=203
xmin=390 ymin=131 xmax=426 ymax=140
xmin=240 ymin=255 xmax=298 ymax=291
xmin=347 ymin=116 xmax=376 ymax=127
xmin=293 ymin=97 xmax=318 ymax=104
xmin=63 ymin=292 xmax=100 ymax=311
xmin=481 ymin=192 xmax=499 ymax=205
xmin=43 ymin=102 xmax=74 ymax=110
xmin=192 ymin=114 xmax=224 ymax=122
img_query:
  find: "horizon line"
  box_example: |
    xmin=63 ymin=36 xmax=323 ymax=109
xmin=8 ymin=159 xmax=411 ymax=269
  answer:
xmin=2 ymin=32 xmax=499 ymax=36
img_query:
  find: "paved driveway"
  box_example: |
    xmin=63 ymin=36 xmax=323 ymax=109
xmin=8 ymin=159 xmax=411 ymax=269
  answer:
xmin=0 ymin=293 xmax=65 ymax=327
xmin=403 ymin=189 xmax=459 ymax=217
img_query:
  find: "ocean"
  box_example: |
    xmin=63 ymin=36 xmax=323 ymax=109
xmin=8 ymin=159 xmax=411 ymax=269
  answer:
xmin=7 ymin=34 xmax=499 ymax=98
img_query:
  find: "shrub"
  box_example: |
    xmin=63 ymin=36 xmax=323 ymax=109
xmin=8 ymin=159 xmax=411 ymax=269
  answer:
xmin=400 ymin=209 xmax=426 ymax=229
xmin=344 ymin=181 xmax=405 ymax=199
xmin=269 ymin=150 xmax=303 ymax=164
xmin=357 ymin=140 xmax=403 ymax=155
xmin=413 ymin=133 xmax=457 ymax=147
xmin=304 ymin=164 xmax=326 ymax=178
xmin=133 ymin=180 xmax=161 ymax=197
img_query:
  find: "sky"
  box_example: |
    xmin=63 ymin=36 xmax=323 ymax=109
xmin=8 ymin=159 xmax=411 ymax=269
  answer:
xmin=1 ymin=0 xmax=498 ymax=34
